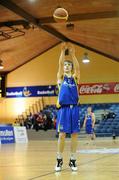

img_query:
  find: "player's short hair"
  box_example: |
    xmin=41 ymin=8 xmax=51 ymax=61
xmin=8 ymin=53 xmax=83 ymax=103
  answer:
xmin=87 ymin=106 xmax=93 ymax=111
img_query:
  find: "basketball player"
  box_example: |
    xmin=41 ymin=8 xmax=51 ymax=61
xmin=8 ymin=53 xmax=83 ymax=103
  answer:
xmin=55 ymin=42 xmax=80 ymax=172
xmin=83 ymin=106 xmax=96 ymax=141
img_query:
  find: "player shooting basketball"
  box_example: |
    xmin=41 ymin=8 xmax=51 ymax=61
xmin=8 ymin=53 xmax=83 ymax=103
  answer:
xmin=55 ymin=42 xmax=80 ymax=172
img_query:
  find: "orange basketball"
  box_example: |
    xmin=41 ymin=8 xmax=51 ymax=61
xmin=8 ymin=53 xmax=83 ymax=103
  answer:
xmin=53 ymin=8 xmax=68 ymax=23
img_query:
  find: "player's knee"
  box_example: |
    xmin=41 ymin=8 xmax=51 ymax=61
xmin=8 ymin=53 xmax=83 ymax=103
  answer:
xmin=59 ymin=132 xmax=66 ymax=139
xmin=71 ymin=133 xmax=78 ymax=138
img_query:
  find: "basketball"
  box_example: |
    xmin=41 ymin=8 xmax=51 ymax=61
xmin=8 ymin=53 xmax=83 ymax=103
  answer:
xmin=53 ymin=8 xmax=68 ymax=23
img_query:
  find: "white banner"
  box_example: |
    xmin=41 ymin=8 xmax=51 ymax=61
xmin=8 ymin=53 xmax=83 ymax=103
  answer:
xmin=14 ymin=126 xmax=28 ymax=143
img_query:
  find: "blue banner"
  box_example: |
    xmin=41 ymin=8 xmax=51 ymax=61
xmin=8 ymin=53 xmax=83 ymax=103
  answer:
xmin=0 ymin=125 xmax=15 ymax=144
xmin=6 ymin=85 xmax=58 ymax=98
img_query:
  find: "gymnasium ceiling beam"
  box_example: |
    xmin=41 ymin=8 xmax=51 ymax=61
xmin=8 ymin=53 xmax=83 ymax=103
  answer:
xmin=0 ymin=20 xmax=29 ymax=28
xmin=39 ymin=11 xmax=119 ymax=24
xmin=0 ymin=0 xmax=118 ymax=62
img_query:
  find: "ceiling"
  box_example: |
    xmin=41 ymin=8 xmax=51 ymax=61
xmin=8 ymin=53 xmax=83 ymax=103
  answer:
xmin=0 ymin=0 xmax=119 ymax=73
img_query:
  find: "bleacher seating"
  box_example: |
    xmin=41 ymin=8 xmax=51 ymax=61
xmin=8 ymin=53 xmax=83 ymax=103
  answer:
xmin=95 ymin=116 xmax=119 ymax=137
xmin=44 ymin=103 xmax=119 ymax=137
xmin=25 ymin=103 xmax=119 ymax=137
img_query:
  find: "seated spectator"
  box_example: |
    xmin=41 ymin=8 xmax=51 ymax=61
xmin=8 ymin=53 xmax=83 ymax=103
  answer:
xmin=35 ymin=112 xmax=44 ymax=131
xmin=24 ymin=115 xmax=32 ymax=129
xmin=107 ymin=112 xmax=116 ymax=119
xmin=14 ymin=118 xmax=20 ymax=126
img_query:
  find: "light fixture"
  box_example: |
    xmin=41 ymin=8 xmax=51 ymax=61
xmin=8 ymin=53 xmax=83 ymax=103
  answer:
xmin=29 ymin=0 xmax=36 ymax=2
xmin=0 ymin=59 xmax=4 ymax=69
xmin=82 ymin=52 xmax=90 ymax=63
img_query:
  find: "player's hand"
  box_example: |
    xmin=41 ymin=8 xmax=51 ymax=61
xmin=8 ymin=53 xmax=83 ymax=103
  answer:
xmin=61 ymin=42 xmax=68 ymax=51
xmin=68 ymin=43 xmax=75 ymax=55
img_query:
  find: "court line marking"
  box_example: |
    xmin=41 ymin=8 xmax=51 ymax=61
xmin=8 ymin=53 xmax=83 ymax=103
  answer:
xmin=77 ymin=148 xmax=119 ymax=154
xmin=28 ymin=153 xmax=117 ymax=180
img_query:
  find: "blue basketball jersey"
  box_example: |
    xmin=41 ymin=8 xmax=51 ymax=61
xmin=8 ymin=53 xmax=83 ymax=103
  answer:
xmin=86 ymin=114 xmax=93 ymax=126
xmin=85 ymin=113 xmax=93 ymax=134
xmin=58 ymin=75 xmax=79 ymax=105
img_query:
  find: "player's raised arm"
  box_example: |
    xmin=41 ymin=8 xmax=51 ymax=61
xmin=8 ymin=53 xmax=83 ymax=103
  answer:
xmin=68 ymin=43 xmax=80 ymax=82
xmin=57 ymin=42 xmax=67 ymax=82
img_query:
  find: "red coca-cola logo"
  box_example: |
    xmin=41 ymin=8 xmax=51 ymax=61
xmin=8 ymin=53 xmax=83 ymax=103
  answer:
xmin=80 ymin=85 xmax=103 ymax=94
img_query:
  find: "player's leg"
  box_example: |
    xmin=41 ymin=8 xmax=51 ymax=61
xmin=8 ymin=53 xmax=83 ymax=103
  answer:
xmin=57 ymin=132 xmax=66 ymax=157
xmin=69 ymin=133 xmax=78 ymax=171
xmin=92 ymin=128 xmax=96 ymax=140
xmin=55 ymin=132 xmax=66 ymax=171
xmin=69 ymin=106 xmax=80 ymax=171
xmin=84 ymin=124 xmax=92 ymax=146
xmin=90 ymin=128 xmax=96 ymax=146
xmin=70 ymin=133 xmax=78 ymax=158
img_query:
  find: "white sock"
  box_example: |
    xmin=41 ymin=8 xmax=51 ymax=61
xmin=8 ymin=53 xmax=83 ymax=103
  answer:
xmin=70 ymin=153 xmax=76 ymax=160
xmin=57 ymin=152 xmax=63 ymax=159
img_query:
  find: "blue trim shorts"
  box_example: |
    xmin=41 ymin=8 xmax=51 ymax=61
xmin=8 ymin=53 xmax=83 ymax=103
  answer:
xmin=56 ymin=105 xmax=80 ymax=134
xmin=86 ymin=125 xmax=93 ymax=134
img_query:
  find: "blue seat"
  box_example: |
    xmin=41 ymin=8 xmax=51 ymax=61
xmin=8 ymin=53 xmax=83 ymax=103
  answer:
xmin=113 ymin=122 xmax=118 ymax=126
xmin=115 ymin=125 xmax=119 ymax=129
xmin=105 ymin=122 xmax=112 ymax=125
xmin=100 ymin=129 xmax=106 ymax=133
xmin=105 ymin=125 xmax=111 ymax=129
xmin=107 ymin=128 xmax=113 ymax=133
xmin=95 ymin=129 xmax=101 ymax=133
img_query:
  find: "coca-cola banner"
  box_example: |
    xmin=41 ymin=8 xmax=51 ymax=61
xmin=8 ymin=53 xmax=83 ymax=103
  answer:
xmin=79 ymin=82 xmax=119 ymax=95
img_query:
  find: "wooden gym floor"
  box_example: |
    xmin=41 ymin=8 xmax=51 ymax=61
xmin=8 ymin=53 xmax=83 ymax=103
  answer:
xmin=0 ymin=138 xmax=119 ymax=180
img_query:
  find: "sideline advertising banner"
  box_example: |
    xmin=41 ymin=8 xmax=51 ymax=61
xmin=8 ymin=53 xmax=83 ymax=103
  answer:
xmin=14 ymin=126 xmax=28 ymax=143
xmin=0 ymin=125 xmax=15 ymax=144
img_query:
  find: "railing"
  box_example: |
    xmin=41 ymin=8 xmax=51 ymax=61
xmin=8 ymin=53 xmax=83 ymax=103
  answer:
xmin=16 ymin=97 xmax=45 ymax=123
